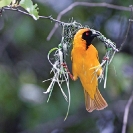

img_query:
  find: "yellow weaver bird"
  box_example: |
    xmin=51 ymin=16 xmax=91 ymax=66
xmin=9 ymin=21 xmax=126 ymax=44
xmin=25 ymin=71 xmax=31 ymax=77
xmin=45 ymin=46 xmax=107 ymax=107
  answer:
xmin=71 ymin=28 xmax=108 ymax=112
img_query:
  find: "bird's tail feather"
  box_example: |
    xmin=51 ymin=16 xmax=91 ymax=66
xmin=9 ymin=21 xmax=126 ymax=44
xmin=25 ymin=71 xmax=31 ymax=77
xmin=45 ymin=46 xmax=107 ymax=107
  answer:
xmin=84 ymin=88 xmax=108 ymax=112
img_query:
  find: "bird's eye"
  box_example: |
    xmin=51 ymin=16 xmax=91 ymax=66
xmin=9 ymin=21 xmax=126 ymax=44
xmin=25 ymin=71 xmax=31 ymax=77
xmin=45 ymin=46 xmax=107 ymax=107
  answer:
xmin=86 ymin=32 xmax=89 ymax=36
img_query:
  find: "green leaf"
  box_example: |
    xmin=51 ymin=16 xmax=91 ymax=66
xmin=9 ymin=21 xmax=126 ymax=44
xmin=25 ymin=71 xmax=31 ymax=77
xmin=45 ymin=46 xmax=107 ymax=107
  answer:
xmin=48 ymin=47 xmax=58 ymax=56
xmin=19 ymin=0 xmax=39 ymax=20
xmin=0 ymin=0 xmax=12 ymax=7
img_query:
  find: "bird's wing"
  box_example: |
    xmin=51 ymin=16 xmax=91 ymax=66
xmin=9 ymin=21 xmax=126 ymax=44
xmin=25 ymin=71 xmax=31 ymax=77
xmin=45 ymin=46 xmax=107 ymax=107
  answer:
xmin=71 ymin=49 xmax=78 ymax=81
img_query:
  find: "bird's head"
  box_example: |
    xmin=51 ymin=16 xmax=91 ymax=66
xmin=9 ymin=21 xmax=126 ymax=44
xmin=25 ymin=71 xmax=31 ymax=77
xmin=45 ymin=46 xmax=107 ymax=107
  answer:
xmin=73 ymin=28 xmax=99 ymax=49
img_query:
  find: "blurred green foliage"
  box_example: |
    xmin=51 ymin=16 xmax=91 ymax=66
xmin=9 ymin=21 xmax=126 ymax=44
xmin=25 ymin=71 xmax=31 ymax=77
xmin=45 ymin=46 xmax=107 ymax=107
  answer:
xmin=0 ymin=0 xmax=12 ymax=8
xmin=0 ymin=0 xmax=133 ymax=133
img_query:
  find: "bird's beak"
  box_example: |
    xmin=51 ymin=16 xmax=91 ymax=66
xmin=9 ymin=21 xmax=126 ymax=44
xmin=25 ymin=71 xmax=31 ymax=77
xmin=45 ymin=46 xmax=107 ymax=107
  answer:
xmin=91 ymin=32 xmax=100 ymax=38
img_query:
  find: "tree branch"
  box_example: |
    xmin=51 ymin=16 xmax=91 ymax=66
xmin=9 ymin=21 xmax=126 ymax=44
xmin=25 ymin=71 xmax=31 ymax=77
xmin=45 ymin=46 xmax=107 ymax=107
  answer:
xmin=119 ymin=5 xmax=133 ymax=51
xmin=2 ymin=6 xmax=64 ymax=24
xmin=122 ymin=91 xmax=133 ymax=133
xmin=46 ymin=2 xmax=131 ymax=40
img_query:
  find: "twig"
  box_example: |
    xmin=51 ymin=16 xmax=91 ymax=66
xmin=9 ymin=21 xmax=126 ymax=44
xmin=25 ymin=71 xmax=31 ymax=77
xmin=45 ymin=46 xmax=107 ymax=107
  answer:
xmin=47 ymin=2 xmax=131 ymax=40
xmin=2 ymin=6 xmax=64 ymax=24
xmin=3 ymin=6 xmax=36 ymax=18
xmin=122 ymin=91 xmax=133 ymax=133
xmin=119 ymin=5 xmax=133 ymax=51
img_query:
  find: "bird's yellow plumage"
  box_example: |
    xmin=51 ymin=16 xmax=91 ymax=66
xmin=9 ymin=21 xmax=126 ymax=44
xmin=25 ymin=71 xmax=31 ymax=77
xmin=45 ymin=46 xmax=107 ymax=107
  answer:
xmin=71 ymin=28 xmax=107 ymax=112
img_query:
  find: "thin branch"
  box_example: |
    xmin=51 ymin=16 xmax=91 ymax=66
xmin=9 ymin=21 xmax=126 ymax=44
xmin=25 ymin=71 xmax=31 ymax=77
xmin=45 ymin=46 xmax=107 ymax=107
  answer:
xmin=3 ymin=6 xmax=37 ymax=18
xmin=122 ymin=91 xmax=133 ymax=133
xmin=47 ymin=2 xmax=131 ymax=40
xmin=119 ymin=5 xmax=133 ymax=51
xmin=2 ymin=6 xmax=64 ymax=24
xmin=39 ymin=15 xmax=63 ymax=24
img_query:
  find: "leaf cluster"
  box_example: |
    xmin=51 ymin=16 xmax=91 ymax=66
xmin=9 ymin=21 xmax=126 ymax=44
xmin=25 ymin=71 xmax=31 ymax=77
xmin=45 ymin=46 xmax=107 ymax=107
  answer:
xmin=0 ymin=0 xmax=39 ymax=20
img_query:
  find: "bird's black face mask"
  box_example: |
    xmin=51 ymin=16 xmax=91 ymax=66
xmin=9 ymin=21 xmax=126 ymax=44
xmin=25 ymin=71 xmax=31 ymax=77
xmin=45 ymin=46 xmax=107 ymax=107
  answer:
xmin=82 ymin=30 xmax=99 ymax=49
